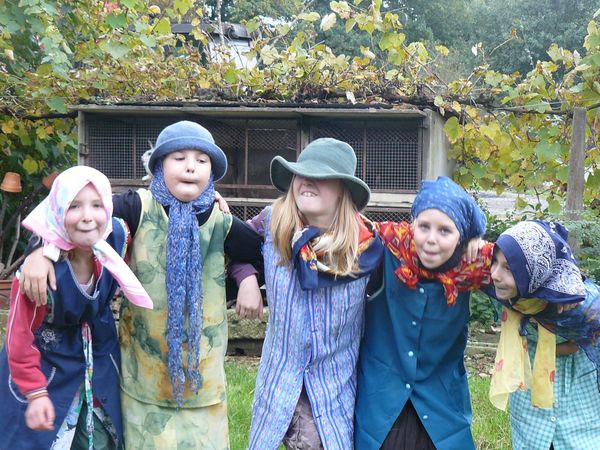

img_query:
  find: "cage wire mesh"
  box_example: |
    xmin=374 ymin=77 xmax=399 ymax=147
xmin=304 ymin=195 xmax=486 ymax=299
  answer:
xmin=84 ymin=114 xmax=420 ymax=221
xmin=311 ymin=119 xmax=420 ymax=191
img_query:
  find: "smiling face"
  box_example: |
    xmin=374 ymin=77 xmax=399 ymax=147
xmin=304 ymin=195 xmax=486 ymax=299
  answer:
xmin=64 ymin=183 xmax=108 ymax=249
xmin=162 ymin=149 xmax=212 ymax=202
xmin=292 ymin=175 xmax=344 ymax=229
xmin=491 ymin=248 xmax=519 ymax=300
xmin=412 ymin=208 xmax=461 ymax=269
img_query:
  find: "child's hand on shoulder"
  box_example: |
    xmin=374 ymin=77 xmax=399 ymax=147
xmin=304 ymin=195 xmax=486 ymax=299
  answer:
xmin=25 ymin=395 xmax=55 ymax=431
xmin=556 ymin=301 xmax=581 ymax=314
xmin=214 ymin=191 xmax=230 ymax=214
xmin=463 ymin=237 xmax=486 ymax=264
xmin=20 ymin=247 xmax=56 ymax=306
xmin=236 ymin=275 xmax=264 ymax=320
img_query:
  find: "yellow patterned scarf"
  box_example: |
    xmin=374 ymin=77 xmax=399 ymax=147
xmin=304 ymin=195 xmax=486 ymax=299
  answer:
xmin=489 ymin=300 xmax=556 ymax=410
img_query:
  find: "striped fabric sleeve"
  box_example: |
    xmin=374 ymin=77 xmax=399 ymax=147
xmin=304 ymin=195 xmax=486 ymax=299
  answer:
xmin=5 ymin=276 xmax=48 ymax=396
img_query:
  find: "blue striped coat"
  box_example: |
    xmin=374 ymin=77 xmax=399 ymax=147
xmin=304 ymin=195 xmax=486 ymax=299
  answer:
xmin=248 ymin=210 xmax=370 ymax=450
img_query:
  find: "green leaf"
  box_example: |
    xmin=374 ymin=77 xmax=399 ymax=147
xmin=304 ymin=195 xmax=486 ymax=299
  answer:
xmin=297 ymin=12 xmax=320 ymax=22
xmin=444 ymin=117 xmax=462 ymax=142
xmin=471 ymin=164 xmax=486 ymax=179
xmin=515 ymin=196 xmax=528 ymax=210
xmin=46 ymin=96 xmax=67 ymax=113
xmin=174 ymin=0 xmax=193 ymax=15
xmin=245 ymin=18 xmax=259 ymax=33
xmin=139 ymin=34 xmax=156 ymax=48
xmin=378 ymin=32 xmax=405 ymax=51
xmin=534 ymin=141 xmax=561 ymax=163
xmin=120 ymin=0 xmax=141 ymax=8
xmin=345 ymin=18 xmax=356 ymax=33
xmin=547 ymin=198 xmax=561 ymax=214
xmin=223 ymin=68 xmax=238 ymax=84
xmin=154 ymin=18 xmax=171 ymax=35
xmin=106 ymin=13 xmax=127 ymax=29
xmin=101 ymin=41 xmax=130 ymax=59
xmin=36 ymin=64 xmax=53 ymax=76
xmin=556 ymin=165 xmax=569 ymax=183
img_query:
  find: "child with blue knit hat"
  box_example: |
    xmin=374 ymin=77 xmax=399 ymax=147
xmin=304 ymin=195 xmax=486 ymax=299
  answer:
xmin=355 ymin=176 xmax=494 ymax=450
xmin=19 ymin=120 xmax=263 ymax=449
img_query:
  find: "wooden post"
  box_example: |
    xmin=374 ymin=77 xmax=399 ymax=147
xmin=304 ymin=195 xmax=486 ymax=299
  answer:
xmin=565 ymin=107 xmax=586 ymax=218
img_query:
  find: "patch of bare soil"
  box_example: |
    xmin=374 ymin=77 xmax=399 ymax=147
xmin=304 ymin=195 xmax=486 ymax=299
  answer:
xmin=466 ymin=324 xmax=500 ymax=378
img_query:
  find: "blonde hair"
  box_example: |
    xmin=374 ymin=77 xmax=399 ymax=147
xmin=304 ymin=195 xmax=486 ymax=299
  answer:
xmin=270 ymin=181 xmax=360 ymax=276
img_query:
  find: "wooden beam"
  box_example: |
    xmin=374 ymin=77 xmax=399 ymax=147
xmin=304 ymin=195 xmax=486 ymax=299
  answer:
xmin=565 ymin=107 xmax=587 ymax=217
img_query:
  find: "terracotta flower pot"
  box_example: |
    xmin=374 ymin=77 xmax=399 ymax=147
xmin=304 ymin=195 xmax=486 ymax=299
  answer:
xmin=0 ymin=172 xmax=22 ymax=193
xmin=42 ymin=171 xmax=59 ymax=189
xmin=0 ymin=278 xmax=13 ymax=310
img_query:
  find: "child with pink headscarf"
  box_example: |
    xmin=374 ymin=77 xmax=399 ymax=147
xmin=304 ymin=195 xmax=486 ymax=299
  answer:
xmin=0 ymin=166 xmax=152 ymax=450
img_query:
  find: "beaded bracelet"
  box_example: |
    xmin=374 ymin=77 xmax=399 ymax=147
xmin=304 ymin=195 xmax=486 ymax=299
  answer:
xmin=26 ymin=389 xmax=49 ymax=402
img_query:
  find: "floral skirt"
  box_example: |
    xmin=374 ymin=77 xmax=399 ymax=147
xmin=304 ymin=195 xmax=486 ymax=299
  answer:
xmin=121 ymin=390 xmax=229 ymax=450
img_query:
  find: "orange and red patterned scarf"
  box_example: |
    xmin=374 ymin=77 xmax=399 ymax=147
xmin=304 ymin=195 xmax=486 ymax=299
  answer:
xmin=376 ymin=221 xmax=493 ymax=305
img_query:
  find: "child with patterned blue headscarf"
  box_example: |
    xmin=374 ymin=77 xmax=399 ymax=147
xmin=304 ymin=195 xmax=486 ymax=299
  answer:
xmin=19 ymin=121 xmax=263 ymax=449
xmin=488 ymin=220 xmax=600 ymax=450
xmin=355 ymin=176 xmax=495 ymax=450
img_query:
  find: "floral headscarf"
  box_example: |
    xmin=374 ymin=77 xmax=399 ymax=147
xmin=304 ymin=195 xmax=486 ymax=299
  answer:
xmin=21 ymin=166 xmax=153 ymax=309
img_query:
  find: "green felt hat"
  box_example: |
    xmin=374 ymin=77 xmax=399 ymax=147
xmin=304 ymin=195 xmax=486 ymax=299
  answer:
xmin=270 ymin=138 xmax=370 ymax=210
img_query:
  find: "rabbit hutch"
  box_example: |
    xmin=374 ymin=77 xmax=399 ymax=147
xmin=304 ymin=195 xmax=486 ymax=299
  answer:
xmin=74 ymin=103 xmax=452 ymax=223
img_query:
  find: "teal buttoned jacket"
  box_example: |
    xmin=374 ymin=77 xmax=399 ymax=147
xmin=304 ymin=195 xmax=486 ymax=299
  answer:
xmin=355 ymin=248 xmax=475 ymax=450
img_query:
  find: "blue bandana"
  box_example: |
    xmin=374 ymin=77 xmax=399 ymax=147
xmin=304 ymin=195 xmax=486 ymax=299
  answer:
xmin=495 ymin=220 xmax=586 ymax=303
xmin=411 ymin=176 xmax=486 ymax=242
xmin=150 ymin=162 xmax=215 ymax=406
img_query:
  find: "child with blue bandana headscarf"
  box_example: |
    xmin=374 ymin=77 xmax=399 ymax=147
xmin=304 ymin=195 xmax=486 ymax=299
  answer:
xmin=488 ymin=220 xmax=600 ymax=450
xmin=18 ymin=121 xmax=263 ymax=449
xmin=355 ymin=176 xmax=494 ymax=450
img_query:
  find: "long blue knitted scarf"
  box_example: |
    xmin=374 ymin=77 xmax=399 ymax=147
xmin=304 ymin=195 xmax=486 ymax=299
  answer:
xmin=150 ymin=163 xmax=215 ymax=406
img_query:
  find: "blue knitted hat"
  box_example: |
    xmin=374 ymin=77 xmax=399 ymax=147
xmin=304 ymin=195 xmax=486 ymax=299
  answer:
xmin=148 ymin=120 xmax=228 ymax=181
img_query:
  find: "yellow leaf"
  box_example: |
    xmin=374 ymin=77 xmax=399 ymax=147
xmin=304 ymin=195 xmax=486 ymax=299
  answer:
xmin=479 ymin=123 xmax=501 ymax=141
xmin=360 ymin=46 xmax=375 ymax=59
xmin=298 ymin=12 xmax=320 ymax=22
xmin=515 ymin=196 xmax=528 ymax=210
xmin=444 ymin=117 xmax=462 ymax=142
xmin=435 ymin=45 xmax=449 ymax=57
xmin=321 ymin=13 xmax=337 ymax=31
xmin=23 ymin=157 xmax=40 ymax=175
xmin=346 ymin=91 xmax=356 ymax=104
xmin=1 ymin=120 xmax=15 ymax=134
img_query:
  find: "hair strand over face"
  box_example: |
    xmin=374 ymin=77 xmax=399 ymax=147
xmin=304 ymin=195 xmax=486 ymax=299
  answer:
xmin=270 ymin=183 xmax=360 ymax=276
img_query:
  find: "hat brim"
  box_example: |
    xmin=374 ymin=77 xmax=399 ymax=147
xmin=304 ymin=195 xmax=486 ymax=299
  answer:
xmin=148 ymin=136 xmax=228 ymax=181
xmin=270 ymin=156 xmax=370 ymax=211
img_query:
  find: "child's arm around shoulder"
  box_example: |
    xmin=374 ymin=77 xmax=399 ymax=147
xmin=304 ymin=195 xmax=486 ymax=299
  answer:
xmin=19 ymin=248 xmax=55 ymax=306
xmin=227 ymin=208 xmax=268 ymax=320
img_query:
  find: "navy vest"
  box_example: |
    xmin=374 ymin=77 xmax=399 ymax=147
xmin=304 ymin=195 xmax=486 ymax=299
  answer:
xmin=0 ymin=218 xmax=125 ymax=450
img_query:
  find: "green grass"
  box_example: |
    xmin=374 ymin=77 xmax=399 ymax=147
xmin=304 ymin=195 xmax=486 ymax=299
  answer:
xmin=226 ymin=360 xmax=511 ymax=450
xmin=470 ymin=377 xmax=511 ymax=450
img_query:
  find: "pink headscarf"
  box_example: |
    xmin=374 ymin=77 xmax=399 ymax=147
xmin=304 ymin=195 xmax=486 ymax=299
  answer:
xmin=22 ymin=166 xmax=153 ymax=309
